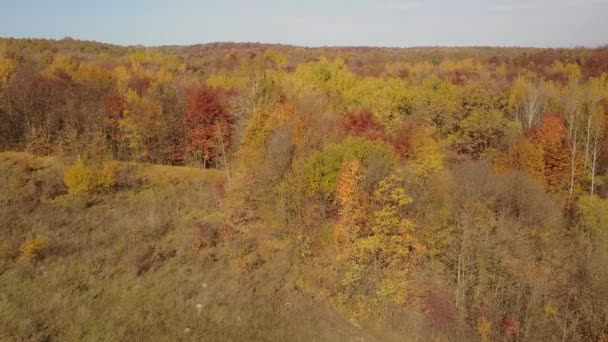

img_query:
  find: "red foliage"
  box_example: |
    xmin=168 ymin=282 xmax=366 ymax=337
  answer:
xmin=184 ymin=84 xmax=234 ymax=165
xmin=390 ymin=121 xmax=416 ymax=158
xmin=420 ymin=287 xmax=456 ymax=332
xmin=103 ymin=89 xmax=125 ymax=141
xmin=341 ymin=109 xmax=386 ymax=141
xmin=503 ymin=315 xmax=520 ymax=336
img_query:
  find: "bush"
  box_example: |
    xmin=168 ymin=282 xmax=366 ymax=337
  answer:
xmin=101 ymin=160 xmax=120 ymax=189
xmin=19 ymin=237 xmax=45 ymax=262
xmin=63 ymin=158 xmax=120 ymax=195
xmin=64 ymin=157 xmax=101 ymax=194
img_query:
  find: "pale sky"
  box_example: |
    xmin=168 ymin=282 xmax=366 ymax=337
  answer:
xmin=0 ymin=0 xmax=607 ymax=47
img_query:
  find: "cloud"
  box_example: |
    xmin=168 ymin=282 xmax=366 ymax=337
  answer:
xmin=369 ymin=2 xmax=422 ymax=10
xmin=489 ymin=0 xmax=608 ymax=11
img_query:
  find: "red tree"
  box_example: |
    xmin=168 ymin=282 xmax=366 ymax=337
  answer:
xmin=341 ymin=109 xmax=386 ymax=141
xmin=391 ymin=121 xmax=416 ymax=158
xmin=184 ymin=85 xmax=233 ymax=167
xmin=103 ymin=89 xmax=126 ymax=142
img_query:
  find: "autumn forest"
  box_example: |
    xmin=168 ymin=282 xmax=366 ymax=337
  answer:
xmin=1 ymin=37 xmax=608 ymax=341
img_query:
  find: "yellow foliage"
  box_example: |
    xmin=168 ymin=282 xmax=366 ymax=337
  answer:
xmin=409 ymin=62 xmax=434 ymax=78
xmin=507 ymin=73 xmax=538 ymax=111
xmin=19 ymin=238 xmax=45 ymax=262
xmin=549 ymin=61 xmax=582 ymax=81
xmin=292 ymin=57 xmax=356 ymax=101
xmin=119 ymin=89 xmax=165 ymax=160
xmin=408 ymin=126 xmax=445 ymax=181
xmin=240 ymin=103 xmax=292 ymax=149
xmin=207 ymin=69 xmax=247 ymax=90
xmin=419 ymin=76 xmax=462 ymax=135
xmin=64 ymin=158 xmax=119 ymax=194
xmin=264 ymin=49 xmax=288 ymax=69
xmin=64 ymin=157 xmax=102 ymax=195
xmin=101 ymin=160 xmax=120 ymax=189
xmin=0 ymin=55 xmax=17 ymax=85
xmin=476 ymin=316 xmax=492 ymax=342
xmin=149 ymin=67 xmax=174 ymax=92
xmin=113 ymin=65 xmax=131 ymax=92
xmin=544 ymin=301 xmax=558 ymax=318
xmin=42 ymin=54 xmax=77 ymax=78
xmin=72 ymin=61 xmax=113 ymax=86
xmin=344 ymin=76 xmax=411 ymax=129
xmin=438 ymin=58 xmax=482 ymax=75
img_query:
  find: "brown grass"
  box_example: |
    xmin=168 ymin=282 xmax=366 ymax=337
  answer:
xmin=0 ymin=152 xmax=375 ymax=341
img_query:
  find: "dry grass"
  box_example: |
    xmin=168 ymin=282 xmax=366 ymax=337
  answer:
xmin=0 ymin=152 xmax=373 ymax=341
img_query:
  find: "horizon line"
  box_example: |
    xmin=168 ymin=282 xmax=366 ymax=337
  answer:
xmin=1 ymin=35 xmax=607 ymax=51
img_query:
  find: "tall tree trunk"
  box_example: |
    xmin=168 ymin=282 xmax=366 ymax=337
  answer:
xmin=220 ymin=138 xmax=231 ymax=188
xmin=591 ymin=127 xmax=599 ymax=195
xmin=567 ymin=128 xmax=577 ymax=208
xmin=584 ymin=114 xmax=592 ymax=170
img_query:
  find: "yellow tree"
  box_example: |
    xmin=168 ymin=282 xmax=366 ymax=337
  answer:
xmin=407 ymin=126 xmax=445 ymax=182
xmin=0 ymin=55 xmax=16 ymax=85
xmin=340 ymin=174 xmax=422 ymax=314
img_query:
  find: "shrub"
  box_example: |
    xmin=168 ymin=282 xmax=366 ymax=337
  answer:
xmin=19 ymin=238 xmax=45 ymax=262
xmin=191 ymin=221 xmax=219 ymax=249
xmin=239 ymin=252 xmax=265 ymax=273
xmin=101 ymin=160 xmax=120 ymax=189
xmin=64 ymin=157 xmax=102 ymax=195
xmin=63 ymin=158 xmax=120 ymax=195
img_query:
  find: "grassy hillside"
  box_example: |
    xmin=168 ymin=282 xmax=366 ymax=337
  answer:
xmin=0 ymin=152 xmax=379 ymax=341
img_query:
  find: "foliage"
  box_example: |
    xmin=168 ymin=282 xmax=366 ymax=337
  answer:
xmin=184 ymin=84 xmax=234 ymax=166
xmin=64 ymin=157 xmax=101 ymax=195
xmin=63 ymin=157 xmax=119 ymax=195
xmin=529 ymin=113 xmax=571 ymax=192
xmin=3 ymin=38 xmax=608 ymax=341
xmin=0 ymin=55 xmax=17 ymax=85
xmin=341 ymin=108 xmax=386 ymax=141
xmin=503 ymin=138 xmax=545 ymax=182
xmin=577 ymin=195 xmax=608 ymax=252
xmin=408 ymin=126 xmax=445 ymax=181
xmin=302 ymin=137 xmax=396 ymax=198
xmin=453 ymin=109 xmax=516 ymax=159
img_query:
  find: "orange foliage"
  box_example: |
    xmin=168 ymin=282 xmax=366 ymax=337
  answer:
xmin=529 ymin=113 xmax=570 ymax=192
xmin=104 ymin=89 xmax=126 ymax=141
xmin=334 ymin=160 xmax=366 ymax=244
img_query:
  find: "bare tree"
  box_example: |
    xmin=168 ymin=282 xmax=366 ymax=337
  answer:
xmin=518 ymin=80 xmax=545 ymax=132
xmin=563 ymin=81 xmax=582 ymax=208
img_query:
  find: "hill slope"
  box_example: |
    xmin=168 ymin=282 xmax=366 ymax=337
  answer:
xmin=0 ymin=152 xmax=380 ymax=341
